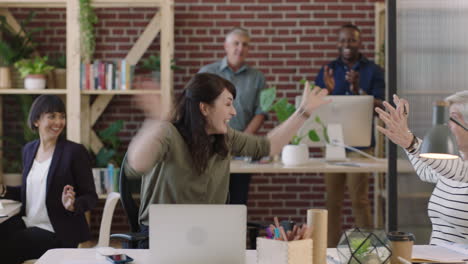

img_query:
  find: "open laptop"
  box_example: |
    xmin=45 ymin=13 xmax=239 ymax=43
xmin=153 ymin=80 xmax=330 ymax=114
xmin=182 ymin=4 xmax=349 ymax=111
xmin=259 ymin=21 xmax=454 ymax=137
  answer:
xmin=149 ymin=204 xmax=247 ymax=264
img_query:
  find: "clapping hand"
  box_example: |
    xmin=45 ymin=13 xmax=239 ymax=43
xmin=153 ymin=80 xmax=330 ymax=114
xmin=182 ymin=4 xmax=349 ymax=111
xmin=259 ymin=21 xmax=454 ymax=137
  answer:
xmin=375 ymin=94 xmax=414 ymax=149
xmin=323 ymin=65 xmax=335 ymax=93
xmin=62 ymin=185 xmax=76 ymax=212
xmin=346 ymin=70 xmax=360 ymax=94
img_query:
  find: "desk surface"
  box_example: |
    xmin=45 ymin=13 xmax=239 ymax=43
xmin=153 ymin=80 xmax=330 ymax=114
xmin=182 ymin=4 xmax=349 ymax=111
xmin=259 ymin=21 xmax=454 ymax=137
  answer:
xmin=230 ymin=158 xmax=414 ymax=174
xmin=36 ymin=248 xmax=339 ymax=264
xmin=0 ymin=200 xmax=21 ymax=224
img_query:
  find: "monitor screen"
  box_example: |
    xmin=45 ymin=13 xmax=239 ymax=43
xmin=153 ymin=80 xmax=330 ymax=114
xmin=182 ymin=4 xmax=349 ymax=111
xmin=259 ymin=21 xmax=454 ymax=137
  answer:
xmin=295 ymin=95 xmax=374 ymax=147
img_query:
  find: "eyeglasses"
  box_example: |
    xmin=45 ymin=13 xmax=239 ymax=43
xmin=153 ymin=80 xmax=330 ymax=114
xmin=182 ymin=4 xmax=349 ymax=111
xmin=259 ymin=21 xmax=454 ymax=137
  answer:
xmin=449 ymin=117 xmax=468 ymax=131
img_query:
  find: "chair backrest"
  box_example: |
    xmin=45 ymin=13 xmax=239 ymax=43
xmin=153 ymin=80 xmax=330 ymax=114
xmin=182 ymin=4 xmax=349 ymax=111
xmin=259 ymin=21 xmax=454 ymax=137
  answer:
xmin=119 ymin=154 xmax=141 ymax=233
xmin=96 ymin=192 xmax=121 ymax=247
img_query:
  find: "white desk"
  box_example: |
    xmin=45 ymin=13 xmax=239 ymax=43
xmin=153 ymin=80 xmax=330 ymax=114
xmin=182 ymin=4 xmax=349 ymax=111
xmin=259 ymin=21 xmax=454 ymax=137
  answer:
xmin=0 ymin=200 xmax=21 ymax=224
xmin=36 ymin=248 xmax=339 ymax=264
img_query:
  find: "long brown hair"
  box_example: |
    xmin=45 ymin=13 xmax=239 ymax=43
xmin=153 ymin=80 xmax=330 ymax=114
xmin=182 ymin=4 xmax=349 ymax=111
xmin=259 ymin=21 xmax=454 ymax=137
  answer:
xmin=172 ymin=73 xmax=236 ymax=174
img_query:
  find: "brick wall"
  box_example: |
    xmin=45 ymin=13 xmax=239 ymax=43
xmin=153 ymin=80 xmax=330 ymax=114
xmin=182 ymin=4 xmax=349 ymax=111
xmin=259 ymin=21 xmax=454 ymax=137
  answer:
xmin=6 ymin=0 xmax=383 ymax=238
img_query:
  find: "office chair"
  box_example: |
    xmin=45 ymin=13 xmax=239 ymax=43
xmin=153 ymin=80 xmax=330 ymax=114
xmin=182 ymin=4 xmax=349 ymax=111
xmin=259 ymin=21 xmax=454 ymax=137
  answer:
xmin=110 ymin=154 xmax=148 ymax=248
xmin=111 ymin=154 xmax=265 ymax=249
xmin=96 ymin=192 xmax=121 ymax=247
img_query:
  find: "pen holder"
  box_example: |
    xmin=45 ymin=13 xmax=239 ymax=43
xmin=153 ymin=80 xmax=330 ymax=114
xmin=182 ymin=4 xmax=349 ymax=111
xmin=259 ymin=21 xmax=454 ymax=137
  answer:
xmin=257 ymin=237 xmax=313 ymax=264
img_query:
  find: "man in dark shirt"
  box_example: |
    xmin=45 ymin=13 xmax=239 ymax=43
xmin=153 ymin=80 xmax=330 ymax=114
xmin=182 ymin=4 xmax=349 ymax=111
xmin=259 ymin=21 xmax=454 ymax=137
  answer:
xmin=315 ymin=23 xmax=385 ymax=247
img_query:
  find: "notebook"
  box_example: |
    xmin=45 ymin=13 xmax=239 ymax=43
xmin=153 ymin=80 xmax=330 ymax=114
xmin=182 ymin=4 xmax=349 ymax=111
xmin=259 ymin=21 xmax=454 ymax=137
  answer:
xmin=149 ymin=204 xmax=246 ymax=264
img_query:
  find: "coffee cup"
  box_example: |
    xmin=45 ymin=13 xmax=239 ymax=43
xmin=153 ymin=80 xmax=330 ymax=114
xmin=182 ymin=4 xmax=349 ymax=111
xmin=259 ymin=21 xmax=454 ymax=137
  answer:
xmin=387 ymin=231 xmax=415 ymax=264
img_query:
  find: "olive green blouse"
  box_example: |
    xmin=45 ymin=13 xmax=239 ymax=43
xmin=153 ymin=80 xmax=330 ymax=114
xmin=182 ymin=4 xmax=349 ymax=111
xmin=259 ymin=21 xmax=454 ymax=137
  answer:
xmin=124 ymin=122 xmax=270 ymax=225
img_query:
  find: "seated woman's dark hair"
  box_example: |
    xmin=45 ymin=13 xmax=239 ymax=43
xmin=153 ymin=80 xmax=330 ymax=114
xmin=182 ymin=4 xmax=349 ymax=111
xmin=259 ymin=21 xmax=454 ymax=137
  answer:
xmin=172 ymin=73 xmax=236 ymax=174
xmin=28 ymin=95 xmax=66 ymax=131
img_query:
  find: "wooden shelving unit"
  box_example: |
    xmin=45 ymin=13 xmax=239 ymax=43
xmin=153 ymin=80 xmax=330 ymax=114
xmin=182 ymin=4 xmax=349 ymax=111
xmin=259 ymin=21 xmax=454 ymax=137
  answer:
xmin=0 ymin=0 xmax=174 ymax=182
xmin=0 ymin=89 xmax=67 ymax=94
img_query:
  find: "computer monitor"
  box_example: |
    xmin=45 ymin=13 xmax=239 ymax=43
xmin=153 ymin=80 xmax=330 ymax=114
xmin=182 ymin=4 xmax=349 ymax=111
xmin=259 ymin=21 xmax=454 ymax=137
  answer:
xmin=295 ymin=95 xmax=374 ymax=148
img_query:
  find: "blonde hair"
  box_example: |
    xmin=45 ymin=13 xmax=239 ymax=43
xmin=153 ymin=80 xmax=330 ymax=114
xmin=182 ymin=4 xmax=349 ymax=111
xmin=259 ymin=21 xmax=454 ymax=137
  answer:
xmin=445 ymin=91 xmax=468 ymax=122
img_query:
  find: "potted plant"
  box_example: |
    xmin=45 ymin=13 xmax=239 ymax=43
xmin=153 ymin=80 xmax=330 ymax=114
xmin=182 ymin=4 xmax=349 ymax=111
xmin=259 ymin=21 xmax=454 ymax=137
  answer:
xmin=48 ymin=53 xmax=67 ymax=89
xmin=0 ymin=12 xmax=40 ymax=88
xmin=14 ymin=56 xmax=55 ymax=90
xmin=337 ymin=228 xmax=392 ymax=264
xmin=79 ymin=0 xmax=98 ymax=64
xmin=95 ymin=120 xmax=124 ymax=168
xmin=260 ymin=80 xmax=329 ymax=166
xmin=140 ymin=53 xmax=181 ymax=82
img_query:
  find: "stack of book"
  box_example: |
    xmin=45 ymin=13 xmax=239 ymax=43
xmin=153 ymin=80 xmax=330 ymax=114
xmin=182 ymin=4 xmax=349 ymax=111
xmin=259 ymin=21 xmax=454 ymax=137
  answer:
xmin=92 ymin=164 xmax=120 ymax=195
xmin=80 ymin=60 xmax=135 ymax=91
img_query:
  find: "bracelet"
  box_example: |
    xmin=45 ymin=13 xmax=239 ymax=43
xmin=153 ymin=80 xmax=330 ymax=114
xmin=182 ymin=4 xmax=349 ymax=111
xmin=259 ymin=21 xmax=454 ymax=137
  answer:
xmin=297 ymin=107 xmax=311 ymax=120
xmin=405 ymin=132 xmax=417 ymax=152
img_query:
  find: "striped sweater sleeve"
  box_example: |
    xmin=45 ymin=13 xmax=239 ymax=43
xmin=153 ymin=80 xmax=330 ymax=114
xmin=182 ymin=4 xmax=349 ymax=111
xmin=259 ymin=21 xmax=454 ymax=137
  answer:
xmin=406 ymin=138 xmax=468 ymax=183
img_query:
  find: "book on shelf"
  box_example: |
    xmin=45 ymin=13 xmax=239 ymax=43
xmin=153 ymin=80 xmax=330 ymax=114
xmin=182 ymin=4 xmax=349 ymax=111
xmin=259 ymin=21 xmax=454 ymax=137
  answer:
xmin=80 ymin=59 xmax=135 ymax=91
xmin=92 ymin=165 xmax=120 ymax=195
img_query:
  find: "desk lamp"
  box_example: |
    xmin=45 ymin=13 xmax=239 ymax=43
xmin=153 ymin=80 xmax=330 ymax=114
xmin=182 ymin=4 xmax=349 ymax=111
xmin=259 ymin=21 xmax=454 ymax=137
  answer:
xmin=419 ymin=101 xmax=459 ymax=159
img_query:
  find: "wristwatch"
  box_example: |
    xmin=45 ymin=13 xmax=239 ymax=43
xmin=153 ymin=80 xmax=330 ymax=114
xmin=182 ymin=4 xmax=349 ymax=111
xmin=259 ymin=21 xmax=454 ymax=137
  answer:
xmin=405 ymin=134 xmax=420 ymax=154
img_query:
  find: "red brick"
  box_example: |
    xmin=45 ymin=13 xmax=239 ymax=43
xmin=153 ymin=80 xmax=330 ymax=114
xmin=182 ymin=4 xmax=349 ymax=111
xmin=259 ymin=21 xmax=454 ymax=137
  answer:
xmin=328 ymin=5 xmax=353 ymax=10
xmin=119 ymin=13 xmax=145 ymax=19
xmin=189 ymin=5 xmax=214 ymax=11
xmin=216 ymin=5 xmax=242 ymax=11
xmin=216 ymin=21 xmax=242 ymax=27
xmin=272 ymin=5 xmax=296 ymax=11
xmin=244 ymin=5 xmax=269 ymax=11
xmin=244 ymin=21 xmax=269 ymax=27
xmin=285 ymin=13 xmax=311 ymax=19
xmin=271 ymin=21 xmax=297 ymax=27
xmin=272 ymin=53 xmax=297 ymax=59
xmin=230 ymin=14 xmax=255 ymax=19
xmin=258 ymin=13 xmax=283 ymax=19
xmin=341 ymin=13 xmax=367 ymax=19
xmin=175 ymin=13 xmax=199 ymax=20
xmin=201 ymin=13 xmax=227 ymax=19
xmin=314 ymin=13 xmax=338 ymax=18
xmin=302 ymin=5 xmax=326 ymax=11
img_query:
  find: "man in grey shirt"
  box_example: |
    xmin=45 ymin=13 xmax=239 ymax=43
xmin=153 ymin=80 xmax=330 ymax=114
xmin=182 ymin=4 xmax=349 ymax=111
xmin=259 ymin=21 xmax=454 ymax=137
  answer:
xmin=199 ymin=27 xmax=267 ymax=205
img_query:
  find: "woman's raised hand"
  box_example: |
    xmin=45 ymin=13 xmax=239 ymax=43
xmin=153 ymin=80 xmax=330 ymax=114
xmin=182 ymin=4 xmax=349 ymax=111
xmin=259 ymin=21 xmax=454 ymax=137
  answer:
xmin=375 ymin=94 xmax=414 ymax=149
xmin=298 ymin=81 xmax=331 ymax=115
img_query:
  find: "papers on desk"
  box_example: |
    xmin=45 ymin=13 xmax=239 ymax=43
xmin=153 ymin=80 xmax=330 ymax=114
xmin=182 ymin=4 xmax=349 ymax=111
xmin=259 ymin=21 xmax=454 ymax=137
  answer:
xmin=412 ymin=245 xmax=468 ymax=263
xmin=329 ymin=162 xmax=384 ymax=168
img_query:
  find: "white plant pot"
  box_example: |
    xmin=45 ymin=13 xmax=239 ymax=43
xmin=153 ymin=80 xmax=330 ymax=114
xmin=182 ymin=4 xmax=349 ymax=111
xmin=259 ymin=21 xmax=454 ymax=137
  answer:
xmin=281 ymin=144 xmax=309 ymax=166
xmin=24 ymin=74 xmax=46 ymax=90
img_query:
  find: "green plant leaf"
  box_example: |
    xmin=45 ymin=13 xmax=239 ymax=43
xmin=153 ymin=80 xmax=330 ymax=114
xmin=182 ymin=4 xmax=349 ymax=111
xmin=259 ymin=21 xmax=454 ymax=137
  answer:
xmin=260 ymin=86 xmax=276 ymax=112
xmin=272 ymin=98 xmax=295 ymax=123
xmin=299 ymin=79 xmax=307 ymax=85
xmin=308 ymin=130 xmax=320 ymax=142
xmin=14 ymin=56 xmax=54 ymax=78
xmin=291 ymin=135 xmax=304 ymax=145
xmin=96 ymin=148 xmax=116 ymax=168
xmin=98 ymin=120 xmax=123 ymax=149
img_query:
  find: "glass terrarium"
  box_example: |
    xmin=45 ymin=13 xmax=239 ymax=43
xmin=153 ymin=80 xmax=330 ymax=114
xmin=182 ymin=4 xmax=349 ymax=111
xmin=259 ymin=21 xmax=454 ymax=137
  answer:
xmin=337 ymin=228 xmax=392 ymax=264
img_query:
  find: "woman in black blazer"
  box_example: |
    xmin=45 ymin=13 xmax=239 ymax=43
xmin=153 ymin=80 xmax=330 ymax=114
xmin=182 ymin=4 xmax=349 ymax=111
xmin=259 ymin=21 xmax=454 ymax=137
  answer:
xmin=0 ymin=95 xmax=98 ymax=264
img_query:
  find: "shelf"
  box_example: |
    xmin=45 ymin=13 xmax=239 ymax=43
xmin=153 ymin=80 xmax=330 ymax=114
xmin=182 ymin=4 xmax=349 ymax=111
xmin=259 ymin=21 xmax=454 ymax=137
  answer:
xmin=0 ymin=0 xmax=65 ymax=8
xmin=0 ymin=0 xmax=164 ymax=8
xmin=81 ymin=90 xmax=161 ymax=95
xmin=0 ymin=89 xmax=67 ymax=94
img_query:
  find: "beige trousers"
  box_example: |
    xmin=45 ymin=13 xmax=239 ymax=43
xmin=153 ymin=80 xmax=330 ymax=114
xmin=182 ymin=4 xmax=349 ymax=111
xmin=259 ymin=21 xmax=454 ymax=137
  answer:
xmin=325 ymin=150 xmax=373 ymax=247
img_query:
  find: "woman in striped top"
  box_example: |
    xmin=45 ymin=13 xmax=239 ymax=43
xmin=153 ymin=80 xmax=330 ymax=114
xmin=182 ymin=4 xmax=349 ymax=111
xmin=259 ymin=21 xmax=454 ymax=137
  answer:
xmin=376 ymin=91 xmax=468 ymax=245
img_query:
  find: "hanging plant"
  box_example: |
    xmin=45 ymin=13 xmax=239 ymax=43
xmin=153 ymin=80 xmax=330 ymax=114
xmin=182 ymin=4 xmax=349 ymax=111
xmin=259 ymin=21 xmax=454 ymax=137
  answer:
xmin=79 ymin=0 xmax=98 ymax=63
